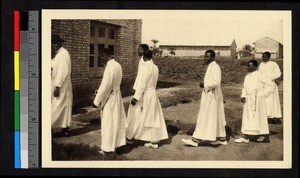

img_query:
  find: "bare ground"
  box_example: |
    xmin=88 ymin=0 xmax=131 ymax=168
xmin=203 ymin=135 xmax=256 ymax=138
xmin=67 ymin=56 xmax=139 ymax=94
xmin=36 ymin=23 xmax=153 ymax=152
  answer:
xmin=52 ymin=79 xmax=284 ymax=161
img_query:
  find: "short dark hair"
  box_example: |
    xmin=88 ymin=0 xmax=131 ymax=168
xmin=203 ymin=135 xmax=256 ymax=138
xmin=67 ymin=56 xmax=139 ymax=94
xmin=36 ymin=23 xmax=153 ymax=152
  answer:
xmin=248 ymin=59 xmax=258 ymax=67
xmin=103 ymin=48 xmax=112 ymax=56
xmin=52 ymin=34 xmax=65 ymax=44
xmin=205 ymin=49 xmax=216 ymax=58
xmin=263 ymin=51 xmax=271 ymax=58
xmin=139 ymin=44 xmax=149 ymax=51
xmin=143 ymin=50 xmax=152 ymax=59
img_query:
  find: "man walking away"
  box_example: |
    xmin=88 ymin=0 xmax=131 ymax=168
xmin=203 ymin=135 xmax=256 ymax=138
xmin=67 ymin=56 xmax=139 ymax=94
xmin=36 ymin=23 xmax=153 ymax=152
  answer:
xmin=51 ymin=34 xmax=73 ymax=137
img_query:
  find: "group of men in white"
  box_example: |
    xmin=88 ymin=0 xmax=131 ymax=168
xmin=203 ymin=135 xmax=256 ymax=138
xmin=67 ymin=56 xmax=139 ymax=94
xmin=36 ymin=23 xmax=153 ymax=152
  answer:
xmin=51 ymin=34 xmax=282 ymax=155
xmin=92 ymin=45 xmax=168 ymax=154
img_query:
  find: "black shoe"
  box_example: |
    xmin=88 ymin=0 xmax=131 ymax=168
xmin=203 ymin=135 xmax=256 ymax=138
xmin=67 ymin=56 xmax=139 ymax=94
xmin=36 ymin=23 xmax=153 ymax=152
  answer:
xmin=268 ymin=118 xmax=281 ymax=124
xmin=60 ymin=127 xmax=70 ymax=137
xmin=274 ymin=118 xmax=282 ymax=124
xmin=256 ymin=135 xmax=270 ymax=143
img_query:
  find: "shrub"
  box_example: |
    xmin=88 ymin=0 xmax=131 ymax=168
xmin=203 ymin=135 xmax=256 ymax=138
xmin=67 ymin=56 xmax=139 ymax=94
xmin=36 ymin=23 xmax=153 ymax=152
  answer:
xmin=153 ymin=57 xmax=283 ymax=85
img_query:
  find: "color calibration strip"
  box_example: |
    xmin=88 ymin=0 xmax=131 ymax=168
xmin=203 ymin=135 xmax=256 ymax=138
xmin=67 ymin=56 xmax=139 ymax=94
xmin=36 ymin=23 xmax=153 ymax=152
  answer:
xmin=14 ymin=10 xmax=21 ymax=169
xmin=14 ymin=10 xmax=39 ymax=169
xmin=20 ymin=11 xmax=29 ymax=169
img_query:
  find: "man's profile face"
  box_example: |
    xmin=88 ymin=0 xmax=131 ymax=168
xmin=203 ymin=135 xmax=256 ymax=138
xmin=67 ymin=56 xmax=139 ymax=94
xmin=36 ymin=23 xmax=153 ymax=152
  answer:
xmin=51 ymin=43 xmax=61 ymax=57
xmin=138 ymin=46 xmax=144 ymax=57
xmin=51 ymin=43 xmax=61 ymax=58
xmin=247 ymin=62 xmax=257 ymax=73
xmin=101 ymin=52 xmax=108 ymax=65
xmin=262 ymin=53 xmax=270 ymax=62
xmin=204 ymin=52 xmax=213 ymax=64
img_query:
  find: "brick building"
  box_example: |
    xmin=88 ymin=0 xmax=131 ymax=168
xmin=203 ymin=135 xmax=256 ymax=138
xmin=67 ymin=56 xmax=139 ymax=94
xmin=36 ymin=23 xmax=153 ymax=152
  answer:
xmin=253 ymin=37 xmax=283 ymax=59
xmin=52 ymin=20 xmax=142 ymax=109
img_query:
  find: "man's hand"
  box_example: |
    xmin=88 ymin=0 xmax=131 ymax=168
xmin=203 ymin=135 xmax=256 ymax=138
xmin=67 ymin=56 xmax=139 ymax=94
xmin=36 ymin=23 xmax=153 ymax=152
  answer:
xmin=241 ymin=97 xmax=246 ymax=103
xmin=94 ymin=90 xmax=98 ymax=96
xmin=54 ymin=87 xmax=60 ymax=97
xmin=132 ymin=89 xmax=136 ymax=95
xmin=199 ymin=82 xmax=204 ymax=88
xmin=92 ymin=103 xmax=98 ymax=108
xmin=131 ymin=98 xmax=138 ymax=106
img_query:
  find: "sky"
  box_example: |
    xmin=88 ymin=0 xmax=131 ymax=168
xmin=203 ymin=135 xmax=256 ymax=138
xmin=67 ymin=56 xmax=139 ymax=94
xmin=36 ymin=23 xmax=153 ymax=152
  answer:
xmin=142 ymin=19 xmax=283 ymax=49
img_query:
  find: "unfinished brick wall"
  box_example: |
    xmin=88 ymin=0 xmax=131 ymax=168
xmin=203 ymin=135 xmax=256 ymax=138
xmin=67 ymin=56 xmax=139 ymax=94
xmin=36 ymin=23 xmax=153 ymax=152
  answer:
xmin=52 ymin=19 xmax=142 ymax=109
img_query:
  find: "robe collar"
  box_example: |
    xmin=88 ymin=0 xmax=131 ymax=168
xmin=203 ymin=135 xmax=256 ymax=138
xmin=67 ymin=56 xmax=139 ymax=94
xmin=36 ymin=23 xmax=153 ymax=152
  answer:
xmin=144 ymin=59 xmax=153 ymax=64
xmin=249 ymin=70 xmax=258 ymax=76
xmin=207 ymin=60 xmax=216 ymax=69
xmin=107 ymin=58 xmax=115 ymax=65
xmin=262 ymin=60 xmax=271 ymax=64
xmin=53 ymin=47 xmax=64 ymax=59
xmin=56 ymin=47 xmax=64 ymax=54
xmin=140 ymin=56 xmax=146 ymax=63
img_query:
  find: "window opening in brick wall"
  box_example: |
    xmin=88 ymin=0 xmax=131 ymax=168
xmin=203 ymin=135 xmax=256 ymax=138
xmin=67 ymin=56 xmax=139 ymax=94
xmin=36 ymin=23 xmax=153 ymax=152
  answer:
xmin=108 ymin=45 xmax=114 ymax=55
xmin=98 ymin=27 xmax=105 ymax=38
xmin=109 ymin=29 xmax=115 ymax=39
xmin=89 ymin=44 xmax=94 ymax=67
xmin=90 ymin=21 xmax=117 ymax=77
xmin=98 ymin=44 xmax=105 ymax=67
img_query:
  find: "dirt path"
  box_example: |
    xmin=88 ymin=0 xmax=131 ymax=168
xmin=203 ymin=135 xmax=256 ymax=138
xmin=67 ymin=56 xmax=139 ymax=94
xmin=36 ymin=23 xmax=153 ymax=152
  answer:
xmin=53 ymin=81 xmax=283 ymax=161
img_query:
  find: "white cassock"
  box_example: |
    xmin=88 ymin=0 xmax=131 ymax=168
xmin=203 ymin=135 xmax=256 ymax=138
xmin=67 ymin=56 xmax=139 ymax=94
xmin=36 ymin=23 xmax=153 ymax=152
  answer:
xmin=241 ymin=71 xmax=275 ymax=135
xmin=93 ymin=59 xmax=127 ymax=152
xmin=51 ymin=47 xmax=73 ymax=129
xmin=127 ymin=60 xmax=168 ymax=142
xmin=258 ymin=61 xmax=282 ymax=118
xmin=133 ymin=57 xmax=145 ymax=90
xmin=192 ymin=61 xmax=226 ymax=141
xmin=126 ymin=57 xmax=145 ymax=140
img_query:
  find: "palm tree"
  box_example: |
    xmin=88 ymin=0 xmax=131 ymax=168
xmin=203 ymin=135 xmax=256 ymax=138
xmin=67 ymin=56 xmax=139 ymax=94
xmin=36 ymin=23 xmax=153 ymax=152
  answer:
xmin=151 ymin=39 xmax=159 ymax=56
xmin=151 ymin=39 xmax=159 ymax=49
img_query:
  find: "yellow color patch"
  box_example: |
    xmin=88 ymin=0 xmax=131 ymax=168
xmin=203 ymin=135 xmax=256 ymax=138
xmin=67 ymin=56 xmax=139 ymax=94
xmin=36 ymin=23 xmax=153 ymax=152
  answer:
xmin=14 ymin=51 xmax=20 ymax=90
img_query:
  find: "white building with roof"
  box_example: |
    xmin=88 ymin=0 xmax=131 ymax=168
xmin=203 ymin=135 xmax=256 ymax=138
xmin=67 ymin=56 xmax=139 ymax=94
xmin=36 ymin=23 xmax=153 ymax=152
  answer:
xmin=159 ymin=39 xmax=237 ymax=59
xmin=253 ymin=37 xmax=283 ymax=59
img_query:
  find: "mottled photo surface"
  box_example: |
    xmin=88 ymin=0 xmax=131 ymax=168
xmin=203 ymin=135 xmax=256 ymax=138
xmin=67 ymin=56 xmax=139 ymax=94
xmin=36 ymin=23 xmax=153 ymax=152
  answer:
xmin=41 ymin=10 xmax=291 ymax=168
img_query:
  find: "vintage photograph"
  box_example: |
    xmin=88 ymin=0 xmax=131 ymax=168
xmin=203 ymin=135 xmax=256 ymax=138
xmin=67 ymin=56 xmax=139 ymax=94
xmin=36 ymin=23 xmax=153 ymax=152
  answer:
xmin=41 ymin=10 xmax=291 ymax=168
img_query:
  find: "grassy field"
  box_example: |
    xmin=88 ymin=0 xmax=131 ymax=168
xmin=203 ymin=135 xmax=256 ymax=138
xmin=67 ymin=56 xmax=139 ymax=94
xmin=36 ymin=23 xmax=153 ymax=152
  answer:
xmin=72 ymin=57 xmax=283 ymax=111
xmin=53 ymin=57 xmax=284 ymax=160
xmin=153 ymin=57 xmax=283 ymax=84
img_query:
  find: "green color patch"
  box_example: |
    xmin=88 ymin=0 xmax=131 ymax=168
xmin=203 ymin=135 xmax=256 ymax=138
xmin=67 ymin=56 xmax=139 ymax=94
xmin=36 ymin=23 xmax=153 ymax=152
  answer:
xmin=14 ymin=91 xmax=20 ymax=130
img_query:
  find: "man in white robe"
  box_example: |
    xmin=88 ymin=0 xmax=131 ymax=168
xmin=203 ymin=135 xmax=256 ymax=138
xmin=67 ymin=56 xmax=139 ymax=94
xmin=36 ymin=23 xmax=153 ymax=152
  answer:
xmin=126 ymin=44 xmax=149 ymax=143
xmin=133 ymin=44 xmax=149 ymax=91
xmin=93 ymin=48 xmax=127 ymax=154
xmin=182 ymin=50 xmax=227 ymax=147
xmin=258 ymin=51 xmax=282 ymax=124
xmin=235 ymin=60 xmax=275 ymax=143
xmin=129 ymin=50 xmax=168 ymax=149
xmin=51 ymin=35 xmax=73 ymax=136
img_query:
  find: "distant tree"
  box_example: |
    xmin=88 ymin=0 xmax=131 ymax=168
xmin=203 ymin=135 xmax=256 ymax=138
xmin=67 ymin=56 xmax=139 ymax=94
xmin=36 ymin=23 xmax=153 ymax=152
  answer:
xmin=151 ymin=39 xmax=159 ymax=56
xmin=158 ymin=48 xmax=163 ymax=57
xmin=168 ymin=47 xmax=176 ymax=57
xmin=241 ymin=44 xmax=254 ymax=57
xmin=151 ymin=39 xmax=159 ymax=48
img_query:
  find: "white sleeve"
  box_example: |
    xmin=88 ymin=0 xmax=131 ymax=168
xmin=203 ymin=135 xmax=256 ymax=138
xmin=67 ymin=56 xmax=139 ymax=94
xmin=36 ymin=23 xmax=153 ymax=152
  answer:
xmin=93 ymin=66 xmax=113 ymax=106
xmin=268 ymin=62 xmax=281 ymax=80
xmin=54 ymin=50 xmax=69 ymax=87
xmin=260 ymin=74 xmax=275 ymax=97
xmin=133 ymin=65 xmax=149 ymax=100
xmin=204 ymin=64 xmax=221 ymax=90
